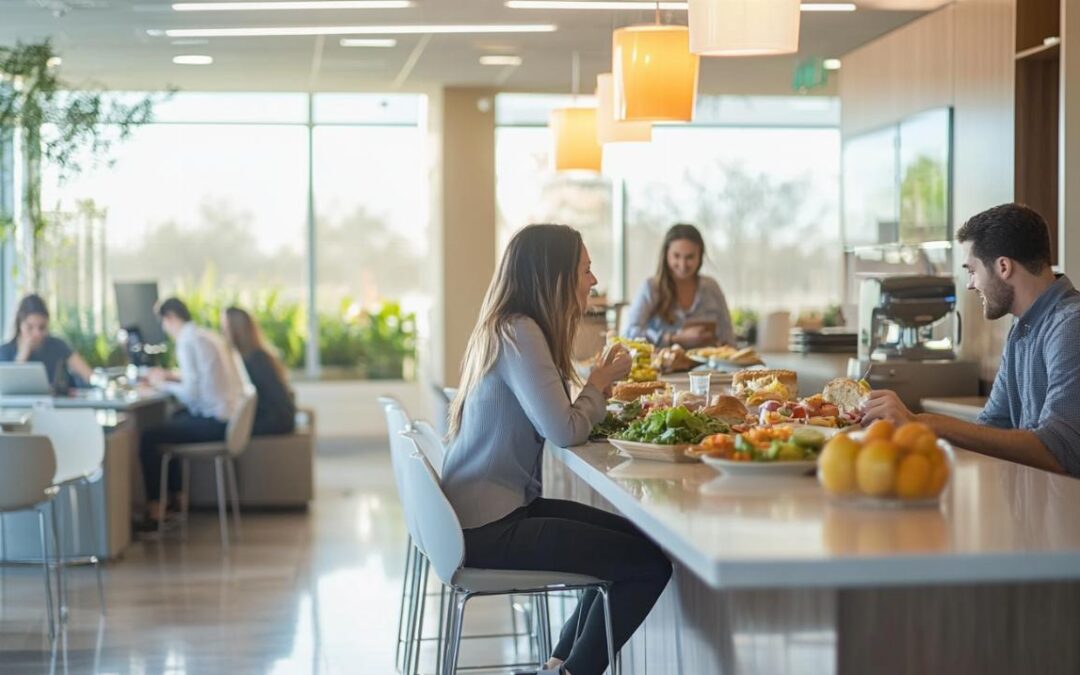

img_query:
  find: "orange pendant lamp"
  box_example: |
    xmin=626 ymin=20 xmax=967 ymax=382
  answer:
xmin=550 ymin=107 xmax=602 ymax=172
xmin=612 ymin=24 xmax=700 ymax=122
xmin=551 ymin=52 xmax=602 ymax=173
xmin=688 ymin=0 xmax=801 ymax=56
xmin=596 ymin=73 xmax=651 ymax=144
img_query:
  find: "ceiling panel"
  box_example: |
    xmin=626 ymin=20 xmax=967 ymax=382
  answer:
xmin=0 ymin=0 xmax=941 ymax=93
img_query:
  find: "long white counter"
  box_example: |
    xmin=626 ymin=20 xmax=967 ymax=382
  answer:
xmin=543 ymin=441 xmax=1080 ymax=675
xmin=546 ymin=441 xmax=1080 ymax=589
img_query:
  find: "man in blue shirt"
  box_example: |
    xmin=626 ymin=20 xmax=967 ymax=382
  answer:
xmin=864 ymin=203 xmax=1080 ymax=475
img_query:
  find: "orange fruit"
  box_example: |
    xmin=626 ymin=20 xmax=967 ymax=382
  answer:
xmin=818 ymin=434 xmax=860 ymax=495
xmin=893 ymin=422 xmax=934 ymax=450
xmin=928 ymin=461 xmax=950 ymax=497
xmin=896 ymin=453 xmax=932 ymax=499
xmin=856 ymin=440 xmax=899 ymax=496
xmin=864 ymin=419 xmax=896 ymax=443
xmin=911 ymin=432 xmax=939 ymax=457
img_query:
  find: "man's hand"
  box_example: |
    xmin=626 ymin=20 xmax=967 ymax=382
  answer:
xmin=861 ymin=389 xmax=916 ymax=426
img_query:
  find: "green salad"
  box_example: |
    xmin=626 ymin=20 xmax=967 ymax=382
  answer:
xmin=614 ymin=406 xmax=729 ymax=445
xmin=590 ymin=400 xmax=643 ymax=440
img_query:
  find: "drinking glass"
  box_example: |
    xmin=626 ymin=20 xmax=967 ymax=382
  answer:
xmin=688 ymin=372 xmax=711 ymax=401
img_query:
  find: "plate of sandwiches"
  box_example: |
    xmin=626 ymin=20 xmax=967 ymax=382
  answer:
xmin=686 ymin=345 xmax=764 ymax=367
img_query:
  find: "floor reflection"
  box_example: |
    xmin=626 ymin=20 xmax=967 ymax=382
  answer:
xmin=0 ymin=447 xmax=431 ymax=675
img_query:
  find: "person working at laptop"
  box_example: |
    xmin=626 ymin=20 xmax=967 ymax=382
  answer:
xmin=0 ymin=294 xmax=94 ymax=393
xmin=138 ymin=297 xmax=243 ymax=527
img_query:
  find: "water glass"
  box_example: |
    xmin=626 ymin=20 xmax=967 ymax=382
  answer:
xmin=688 ymin=372 xmax=711 ymax=401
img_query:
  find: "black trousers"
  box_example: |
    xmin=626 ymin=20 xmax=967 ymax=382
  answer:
xmin=463 ymin=498 xmax=672 ymax=675
xmin=140 ymin=411 xmax=228 ymax=501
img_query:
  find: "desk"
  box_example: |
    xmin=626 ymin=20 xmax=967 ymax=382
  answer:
xmin=922 ymin=396 xmax=988 ymax=423
xmin=0 ymin=391 xmax=171 ymax=562
xmin=544 ymin=441 xmax=1080 ymax=674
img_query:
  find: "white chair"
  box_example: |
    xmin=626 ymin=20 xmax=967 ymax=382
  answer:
xmin=158 ymin=391 xmax=258 ymax=553
xmin=400 ymin=428 xmax=618 ymax=675
xmin=378 ymin=395 xmax=427 ymax=675
xmin=29 ymin=408 xmax=107 ymax=615
xmin=0 ymin=434 xmax=62 ymax=639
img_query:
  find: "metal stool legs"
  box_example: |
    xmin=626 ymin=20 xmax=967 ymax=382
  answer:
xmin=36 ymin=509 xmax=56 ymax=640
xmin=75 ymin=481 xmax=106 ymax=614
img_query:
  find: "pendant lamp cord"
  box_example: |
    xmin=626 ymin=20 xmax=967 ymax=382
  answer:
xmin=655 ymin=0 xmax=660 ymax=25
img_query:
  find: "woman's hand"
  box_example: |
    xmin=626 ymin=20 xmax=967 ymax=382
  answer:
xmin=15 ymin=332 xmax=43 ymax=361
xmin=587 ymin=343 xmax=632 ymax=394
xmin=671 ymin=325 xmax=714 ymax=348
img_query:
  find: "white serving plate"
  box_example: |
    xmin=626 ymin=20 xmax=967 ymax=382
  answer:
xmin=701 ymin=455 xmax=818 ymax=477
xmin=608 ymin=438 xmax=699 ymax=463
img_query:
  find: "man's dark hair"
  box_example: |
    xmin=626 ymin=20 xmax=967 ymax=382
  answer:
xmin=155 ymin=297 xmax=191 ymax=322
xmin=956 ymin=203 xmax=1052 ymax=274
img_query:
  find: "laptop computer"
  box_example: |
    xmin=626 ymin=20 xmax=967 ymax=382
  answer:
xmin=0 ymin=363 xmax=54 ymax=397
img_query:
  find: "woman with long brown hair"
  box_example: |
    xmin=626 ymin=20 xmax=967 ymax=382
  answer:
xmin=0 ymin=294 xmax=94 ymax=392
xmin=623 ymin=223 xmax=736 ymax=348
xmin=222 ymin=306 xmax=296 ymax=436
xmin=442 ymin=224 xmax=671 ymax=675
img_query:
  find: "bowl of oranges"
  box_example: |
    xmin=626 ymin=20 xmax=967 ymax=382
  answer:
xmin=816 ymin=420 xmax=954 ymax=507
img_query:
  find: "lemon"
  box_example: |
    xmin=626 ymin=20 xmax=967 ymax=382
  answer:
xmin=856 ymin=440 xmax=899 ymax=497
xmin=818 ymin=434 xmax=860 ymax=495
xmin=896 ymin=453 xmax=932 ymax=499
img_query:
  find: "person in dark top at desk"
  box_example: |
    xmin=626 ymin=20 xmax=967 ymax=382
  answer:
xmin=0 ymin=294 xmax=94 ymax=392
xmin=222 ymin=306 xmax=296 ymax=435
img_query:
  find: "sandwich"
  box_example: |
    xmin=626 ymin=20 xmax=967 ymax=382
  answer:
xmin=702 ymin=395 xmax=750 ymax=425
xmin=732 ymin=369 xmax=798 ymax=405
xmin=611 ymin=380 xmax=668 ymax=402
xmin=822 ymin=378 xmax=871 ymax=414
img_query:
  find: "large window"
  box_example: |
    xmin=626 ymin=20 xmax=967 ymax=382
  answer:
xmin=40 ymin=92 xmax=426 ymax=379
xmin=496 ymin=94 xmax=842 ymax=329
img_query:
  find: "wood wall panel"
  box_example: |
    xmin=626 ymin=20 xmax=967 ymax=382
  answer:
xmin=952 ymin=0 xmax=1018 ymax=380
xmin=839 ymin=6 xmax=955 ymax=137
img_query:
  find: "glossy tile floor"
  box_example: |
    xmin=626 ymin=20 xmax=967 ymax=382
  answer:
xmin=0 ymin=443 xmax=547 ymax=675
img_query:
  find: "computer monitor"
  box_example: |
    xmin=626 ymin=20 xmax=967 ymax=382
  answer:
xmin=0 ymin=363 xmax=52 ymax=396
xmin=114 ymin=282 xmax=167 ymax=346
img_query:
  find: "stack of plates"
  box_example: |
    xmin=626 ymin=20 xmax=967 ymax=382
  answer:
xmin=789 ymin=328 xmax=857 ymax=354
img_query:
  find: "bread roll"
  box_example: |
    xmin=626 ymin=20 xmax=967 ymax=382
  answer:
xmin=702 ymin=395 xmax=750 ymax=424
xmin=611 ymin=380 xmax=668 ymax=402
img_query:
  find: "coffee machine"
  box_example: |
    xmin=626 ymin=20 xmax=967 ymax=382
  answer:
xmin=848 ymin=275 xmax=978 ymax=411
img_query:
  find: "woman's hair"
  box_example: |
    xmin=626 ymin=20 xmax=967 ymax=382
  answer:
xmin=12 ymin=294 xmax=49 ymax=339
xmin=652 ymin=223 xmax=706 ymax=324
xmin=223 ymin=306 xmax=288 ymax=386
xmin=448 ymin=224 xmax=585 ymax=439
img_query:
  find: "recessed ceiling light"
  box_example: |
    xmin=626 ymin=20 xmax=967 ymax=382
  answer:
xmin=505 ymin=1 xmax=685 ymax=7
xmin=172 ymin=0 xmax=411 ymax=10
xmin=801 ymin=2 xmax=856 ymax=10
xmin=505 ymin=1 xmax=856 ymax=10
xmin=173 ymin=54 xmax=214 ymax=65
xmin=160 ymin=24 xmax=558 ymax=37
xmin=823 ymin=58 xmax=842 ymax=70
xmin=340 ymin=38 xmax=398 ymax=47
xmin=172 ymin=38 xmax=210 ymax=45
xmin=479 ymin=55 xmax=523 ymax=66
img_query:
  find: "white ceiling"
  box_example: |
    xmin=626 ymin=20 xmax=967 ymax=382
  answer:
xmin=0 ymin=0 xmax=942 ymax=94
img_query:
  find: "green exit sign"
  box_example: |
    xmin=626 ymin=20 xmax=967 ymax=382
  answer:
xmin=793 ymin=57 xmax=829 ymax=93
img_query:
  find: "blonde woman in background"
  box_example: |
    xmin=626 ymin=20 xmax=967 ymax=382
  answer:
xmin=442 ymin=224 xmax=672 ymax=675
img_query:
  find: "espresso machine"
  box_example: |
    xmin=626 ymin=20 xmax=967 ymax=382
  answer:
xmin=848 ymin=275 xmax=978 ymax=411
